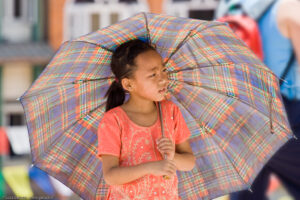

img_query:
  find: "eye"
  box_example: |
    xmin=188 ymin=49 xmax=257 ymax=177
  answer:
xmin=149 ymin=73 xmax=156 ymax=78
xmin=162 ymin=68 xmax=167 ymax=72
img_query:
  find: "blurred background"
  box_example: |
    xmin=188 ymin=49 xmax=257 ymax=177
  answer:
xmin=0 ymin=0 xmax=296 ymax=199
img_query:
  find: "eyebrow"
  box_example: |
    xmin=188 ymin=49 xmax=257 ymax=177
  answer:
xmin=147 ymin=63 xmax=165 ymax=72
xmin=148 ymin=66 xmax=158 ymax=72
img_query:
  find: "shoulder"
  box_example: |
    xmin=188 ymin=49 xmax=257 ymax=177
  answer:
xmin=160 ymin=100 xmax=177 ymax=109
xmin=160 ymin=100 xmax=181 ymax=115
xmin=278 ymin=0 xmax=300 ymax=16
xmin=100 ymin=106 xmax=124 ymax=127
xmin=277 ymin=0 xmax=300 ymax=37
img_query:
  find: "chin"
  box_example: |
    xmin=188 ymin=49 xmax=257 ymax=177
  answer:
xmin=156 ymin=94 xmax=167 ymax=102
xmin=145 ymin=93 xmax=167 ymax=102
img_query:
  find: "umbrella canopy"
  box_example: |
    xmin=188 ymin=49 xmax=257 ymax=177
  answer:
xmin=19 ymin=12 xmax=294 ymax=200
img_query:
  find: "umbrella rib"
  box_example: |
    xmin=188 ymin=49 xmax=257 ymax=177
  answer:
xmin=35 ymin=102 xmax=106 ymax=160
xmin=161 ymin=20 xmax=280 ymax=83
xmin=169 ymin=80 xmax=291 ymax=133
xmin=167 ymin=62 xmax=281 ymax=135
xmin=167 ymin=63 xmax=278 ymax=80
xmin=19 ymin=77 xmax=114 ymax=100
xmin=171 ymin=94 xmax=252 ymax=190
xmin=73 ymin=40 xmax=114 ymax=53
xmin=163 ymin=23 xmax=205 ymax=66
xmin=163 ymin=22 xmax=227 ymax=67
xmin=143 ymin=12 xmax=152 ymax=46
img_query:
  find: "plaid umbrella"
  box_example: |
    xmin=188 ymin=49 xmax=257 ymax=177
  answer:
xmin=18 ymin=12 xmax=295 ymax=200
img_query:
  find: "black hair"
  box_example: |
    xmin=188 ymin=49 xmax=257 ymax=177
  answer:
xmin=105 ymin=39 xmax=156 ymax=112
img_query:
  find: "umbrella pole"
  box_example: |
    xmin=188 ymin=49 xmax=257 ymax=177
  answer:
xmin=158 ymin=102 xmax=170 ymax=180
xmin=158 ymin=102 xmax=165 ymax=138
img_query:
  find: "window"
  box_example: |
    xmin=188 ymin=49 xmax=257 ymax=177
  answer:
xmin=8 ymin=113 xmax=24 ymax=126
xmin=75 ymin=0 xmax=94 ymax=3
xmin=91 ymin=13 xmax=100 ymax=31
xmin=110 ymin=13 xmax=119 ymax=25
xmin=14 ymin=0 xmax=21 ymax=18
xmin=119 ymin=0 xmax=137 ymax=3
xmin=189 ymin=10 xmax=215 ymax=20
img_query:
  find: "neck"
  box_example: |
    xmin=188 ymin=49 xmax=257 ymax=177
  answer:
xmin=124 ymin=95 xmax=157 ymax=114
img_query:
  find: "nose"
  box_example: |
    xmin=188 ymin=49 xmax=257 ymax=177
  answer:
xmin=159 ymin=71 xmax=168 ymax=85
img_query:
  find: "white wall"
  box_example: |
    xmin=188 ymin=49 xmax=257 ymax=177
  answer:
xmin=64 ymin=0 xmax=148 ymax=41
xmin=2 ymin=62 xmax=32 ymax=101
xmin=63 ymin=0 xmax=220 ymax=41
xmin=1 ymin=0 xmax=38 ymax=42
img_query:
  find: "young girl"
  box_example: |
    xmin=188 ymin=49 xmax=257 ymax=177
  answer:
xmin=97 ymin=39 xmax=195 ymax=199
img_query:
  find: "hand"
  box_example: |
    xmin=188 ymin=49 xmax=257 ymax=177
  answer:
xmin=149 ymin=159 xmax=177 ymax=177
xmin=156 ymin=137 xmax=175 ymax=160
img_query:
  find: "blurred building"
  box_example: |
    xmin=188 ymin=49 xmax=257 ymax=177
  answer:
xmin=0 ymin=0 xmax=221 ymax=163
xmin=0 ymin=0 xmax=55 ymax=198
xmin=63 ymin=0 xmax=220 ymax=41
xmin=0 ymin=0 xmax=219 ymax=198
xmin=0 ymin=0 xmax=221 ymax=158
xmin=0 ymin=0 xmax=53 ymax=135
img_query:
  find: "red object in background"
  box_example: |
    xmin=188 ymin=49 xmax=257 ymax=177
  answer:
xmin=0 ymin=127 xmax=9 ymax=155
xmin=218 ymin=15 xmax=264 ymax=60
xmin=267 ymin=173 xmax=281 ymax=196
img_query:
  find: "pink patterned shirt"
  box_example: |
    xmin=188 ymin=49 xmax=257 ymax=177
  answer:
xmin=97 ymin=100 xmax=191 ymax=200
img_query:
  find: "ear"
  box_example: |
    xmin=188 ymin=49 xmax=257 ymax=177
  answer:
xmin=121 ymin=78 xmax=134 ymax=92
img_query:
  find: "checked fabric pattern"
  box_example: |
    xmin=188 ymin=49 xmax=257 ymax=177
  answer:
xmin=19 ymin=12 xmax=293 ymax=199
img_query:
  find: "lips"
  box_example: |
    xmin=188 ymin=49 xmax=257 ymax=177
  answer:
xmin=159 ymin=88 xmax=167 ymax=93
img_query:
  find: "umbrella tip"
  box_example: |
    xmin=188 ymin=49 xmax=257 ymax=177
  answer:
xmin=248 ymin=187 xmax=253 ymax=193
xmin=293 ymin=135 xmax=298 ymax=140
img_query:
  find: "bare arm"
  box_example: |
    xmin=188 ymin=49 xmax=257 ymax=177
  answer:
xmin=277 ymin=0 xmax=300 ymax=64
xmin=174 ymin=140 xmax=196 ymax=171
xmin=157 ymin=138 xmax=196 ymax=171
xmin=101 ymin=155 xmax=177 ymax=185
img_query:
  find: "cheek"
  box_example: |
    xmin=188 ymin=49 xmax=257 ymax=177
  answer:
xmin=136 ymin=80 xmax=158 ymax=94
xmin=138 ymin=79 xmax=155 ymax=89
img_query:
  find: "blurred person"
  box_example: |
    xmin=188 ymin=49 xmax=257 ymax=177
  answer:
xmin=49 ymin=176 xmax=74 ymax=200
xmin=216 ymin=0 xmax=300 ymax=199
xmin=147 ymin=0 xmax=165 ymax=14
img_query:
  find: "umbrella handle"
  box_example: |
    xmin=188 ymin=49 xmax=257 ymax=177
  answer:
xmin=158 ymin=102 xmax=170 ymax=180
xmin=162 ymin=154 xmax=170 ymax=180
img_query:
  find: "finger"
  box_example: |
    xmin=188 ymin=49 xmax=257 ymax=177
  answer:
xmin=158 ymin=146 xmax=174 ymax=151
xmin=158 ymin=137 xmax=170 ymax=142
xmin=157 ymin=141 xmax=173 ymax=148
xmin=164 ymin=166 xmax=174 ymax=175
xmin=171 ymin=163 xmax=177 ymax=172
xmin=158 ymin=150 xmax=172 ymax=158
xmin=167 ymin=167 xmax=176 ymax=176
xmin=157 ymin=138 xmax=173 ymax=144
xmin=158 ymin=145 xmax=172 ymax=151
xmin=166 ymin=171 xmax=173 ymax=177
xmin=158 ymin=149 xmax=165 ymax=155
xmin=156 ymin=138 xmax=162 ymax=144
xmin=159 ymin=151 xmax=173 ymax=158
xmin=157 ymin=138 xmax=172 ymax=143
xmin=158 ymin=149 xmax=174 ymax=155
xmin=169 ymin=160 xmax=176 ymax=165
xmin=169 ymin=161 xmax=177 ymax=169
xmin=167 ymin=167 xmax=176 ymax=175
xmin=158 ymin=141 xmax=172 ymax=148
xmin=166 ymin=160 xmax=176 ymax=166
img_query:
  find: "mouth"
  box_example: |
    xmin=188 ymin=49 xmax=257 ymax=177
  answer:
xmin=159 ymin=88 xmax=167 ymax=94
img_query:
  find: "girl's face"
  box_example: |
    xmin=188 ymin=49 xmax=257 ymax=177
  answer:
xmin=126 ymin=50 xmax=169 ymax=102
